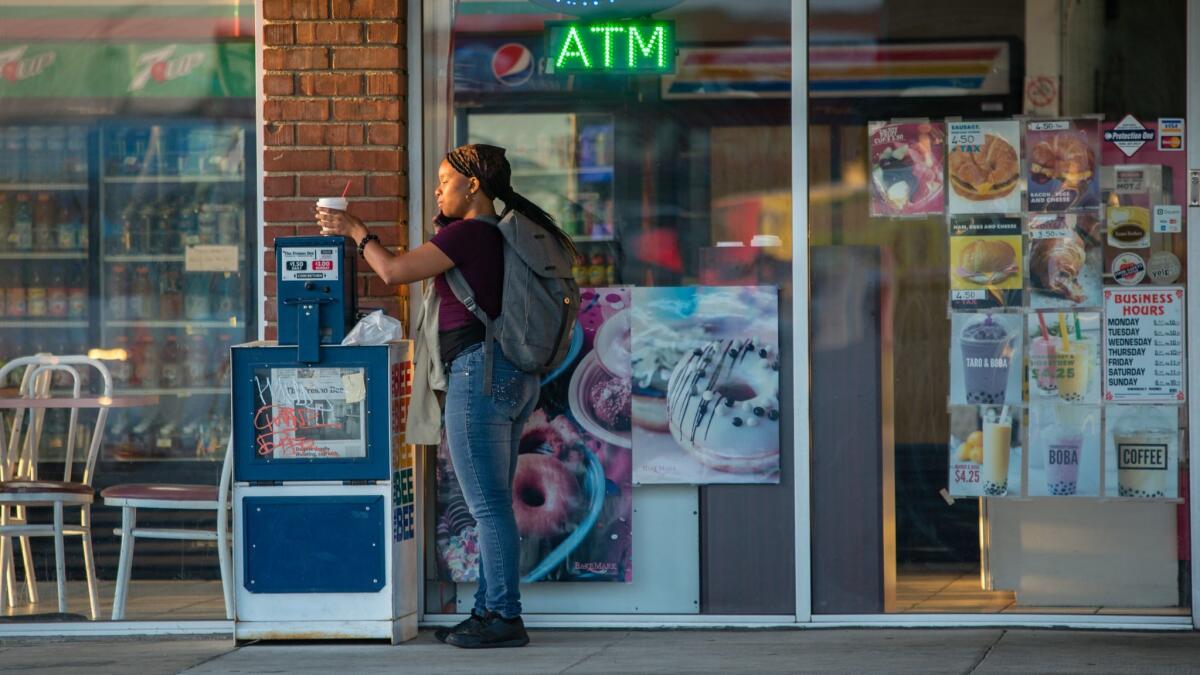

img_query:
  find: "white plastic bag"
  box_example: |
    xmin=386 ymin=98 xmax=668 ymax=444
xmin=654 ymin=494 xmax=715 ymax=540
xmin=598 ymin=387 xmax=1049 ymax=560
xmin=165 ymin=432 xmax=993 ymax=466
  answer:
xmin=342 ymin=310 xmax=404 ymax=345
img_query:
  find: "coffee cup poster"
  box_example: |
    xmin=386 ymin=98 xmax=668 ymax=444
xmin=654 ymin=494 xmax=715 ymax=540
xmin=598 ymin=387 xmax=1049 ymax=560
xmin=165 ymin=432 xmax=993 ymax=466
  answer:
xmin=949 ymin=216 xmax=1023 ymax=310
xmin=949 ymin=313 xmax=1023 ymax=406
xmin=630 ymin=286 xmax=781 ymax=485
xmin=868 ymin=121 xmax=945 ymax=218
xmin=946 ymin=120 xmax=1022 ymax=215
xmin=1104 ymin=405 xmax=1179 ymax=499
xmin=435 ymin=287 xmax=634 ymax=584
xmin=949 ymin=405 xmax=1023 ymax=498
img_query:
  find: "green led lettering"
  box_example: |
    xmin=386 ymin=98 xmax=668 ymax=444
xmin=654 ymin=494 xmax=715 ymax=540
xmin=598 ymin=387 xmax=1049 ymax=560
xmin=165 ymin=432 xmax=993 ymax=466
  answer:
xmin=589 ymin=25 xmax=625 ymax=68
xmin=628 ymin=25 xmax=668 ymax=69
xmin=555 ymin=25 xmax=592 ymax=69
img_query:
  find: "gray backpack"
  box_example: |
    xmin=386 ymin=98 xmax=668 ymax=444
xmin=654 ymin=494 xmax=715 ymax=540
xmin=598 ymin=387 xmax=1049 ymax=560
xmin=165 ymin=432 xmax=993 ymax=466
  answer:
xmin=445 ymin=209 xmax=580 ymax=394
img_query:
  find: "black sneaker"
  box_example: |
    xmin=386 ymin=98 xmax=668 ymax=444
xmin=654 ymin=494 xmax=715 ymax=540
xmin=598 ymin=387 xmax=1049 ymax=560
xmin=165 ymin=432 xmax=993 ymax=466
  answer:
xmin=445 ymin=612 xmax=529 ymax=649
xmin=434 ymin=610 xmax=486 ymax=643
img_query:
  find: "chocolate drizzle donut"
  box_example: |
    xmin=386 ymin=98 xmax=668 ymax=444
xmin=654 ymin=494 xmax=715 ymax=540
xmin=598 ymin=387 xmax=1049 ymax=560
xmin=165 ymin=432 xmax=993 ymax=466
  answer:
xmin=666 ymin=338 xmax=781 ymax=474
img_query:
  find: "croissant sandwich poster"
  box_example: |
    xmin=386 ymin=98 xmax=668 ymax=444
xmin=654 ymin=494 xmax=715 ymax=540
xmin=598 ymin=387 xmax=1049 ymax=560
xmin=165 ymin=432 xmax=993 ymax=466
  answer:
xmin=947 ymin=120 xmax=1022 ymax=215
xmin=1027 ymin=214 xmax=1102 ymax=309
xmin=1025 ymin=118 xmax=1101 ymax=212
xmin=948 ymin=215 xmax=1023 ymax=310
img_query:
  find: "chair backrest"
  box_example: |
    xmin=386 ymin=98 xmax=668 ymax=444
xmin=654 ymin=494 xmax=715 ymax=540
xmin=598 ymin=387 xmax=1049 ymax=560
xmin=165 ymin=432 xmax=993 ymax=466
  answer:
xmin=0 ymin=355 xmax=113 ymax=486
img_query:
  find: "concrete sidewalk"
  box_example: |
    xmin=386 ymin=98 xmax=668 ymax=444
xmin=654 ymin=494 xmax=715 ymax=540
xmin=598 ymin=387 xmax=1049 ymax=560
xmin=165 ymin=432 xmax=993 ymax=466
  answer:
xmin=5 ymin=628 xmax=1200 ymax=674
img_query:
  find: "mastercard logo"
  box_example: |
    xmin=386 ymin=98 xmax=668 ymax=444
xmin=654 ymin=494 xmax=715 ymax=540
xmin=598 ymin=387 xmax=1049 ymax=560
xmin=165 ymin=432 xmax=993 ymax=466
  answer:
xmin=1160 ymin=135 xmax=1183 ymax=149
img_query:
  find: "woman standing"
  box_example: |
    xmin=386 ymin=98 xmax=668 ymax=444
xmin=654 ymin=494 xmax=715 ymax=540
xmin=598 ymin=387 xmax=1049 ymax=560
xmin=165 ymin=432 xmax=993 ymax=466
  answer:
xmin=317 ymin=144 xmax=565 ymax=649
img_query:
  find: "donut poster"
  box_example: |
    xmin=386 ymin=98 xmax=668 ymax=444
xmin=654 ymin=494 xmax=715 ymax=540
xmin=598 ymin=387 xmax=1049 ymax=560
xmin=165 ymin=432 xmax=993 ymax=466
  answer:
xmin=948 ymin=215 xmax=1023 ymax=310
xmin=1025 ymin=118 xmax=1101 ymax=212
xmin=868 ymin=120 xmax=946 ymax=218
xmin=435 ymin=287 xmax=634 ymax=584
xmin=946 ymin=120 xmax=1022 ymax=215
xmin=630 ymin=286 xmax=781 ymax=485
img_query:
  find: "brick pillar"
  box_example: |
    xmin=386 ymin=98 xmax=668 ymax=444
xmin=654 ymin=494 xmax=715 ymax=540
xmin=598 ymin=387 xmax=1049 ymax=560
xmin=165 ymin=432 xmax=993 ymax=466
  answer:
xmin=261 ymin=0 xmax=408 ymax=340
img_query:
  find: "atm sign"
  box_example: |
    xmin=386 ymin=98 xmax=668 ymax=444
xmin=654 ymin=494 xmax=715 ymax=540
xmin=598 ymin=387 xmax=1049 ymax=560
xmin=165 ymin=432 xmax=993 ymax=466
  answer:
xmin=546 ymin=20 xmax=675 ymax=75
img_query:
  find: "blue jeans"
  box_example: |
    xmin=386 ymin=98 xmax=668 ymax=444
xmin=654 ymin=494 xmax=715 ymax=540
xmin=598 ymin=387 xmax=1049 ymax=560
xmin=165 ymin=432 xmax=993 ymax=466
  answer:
xmin=444 ymin=343 xmax=539 ymax=618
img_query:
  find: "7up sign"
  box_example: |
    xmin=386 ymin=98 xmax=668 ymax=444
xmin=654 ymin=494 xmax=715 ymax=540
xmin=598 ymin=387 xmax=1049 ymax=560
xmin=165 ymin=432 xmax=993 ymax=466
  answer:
xmin=0 ymin=45 xmax=56 ymax=83
xmin=129 ymin=44 xmax=207 ymax=92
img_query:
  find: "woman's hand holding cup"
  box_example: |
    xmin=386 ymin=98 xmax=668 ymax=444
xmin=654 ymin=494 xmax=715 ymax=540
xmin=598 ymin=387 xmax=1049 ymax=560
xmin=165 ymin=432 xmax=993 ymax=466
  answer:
xmin=315 ymin=197 xmax=366 ymax=242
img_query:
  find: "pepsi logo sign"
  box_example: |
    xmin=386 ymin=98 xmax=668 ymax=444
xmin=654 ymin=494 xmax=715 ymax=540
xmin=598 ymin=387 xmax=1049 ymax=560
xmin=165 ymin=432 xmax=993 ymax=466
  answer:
xmin=492 ymin=43 xmax=535 ymax=86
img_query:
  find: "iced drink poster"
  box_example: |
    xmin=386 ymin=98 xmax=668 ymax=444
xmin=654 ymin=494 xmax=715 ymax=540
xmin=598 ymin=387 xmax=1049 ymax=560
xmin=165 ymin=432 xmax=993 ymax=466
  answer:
xmin=435 ymin=287 xmax=633 ymax=583
xmin=949 ymin=313 xmax=1023 ymax=406
xmin=948 ymin=216 xmax=1022 ymax=310
xmin=1027 ymin=311 xmax=1102 ymax=405
xmin=1027 ymin=213 xmax=1102 ymax=309
xmin=868 ymin=120 xmax=945 ymax=218
xmin=949 ymin=405 xmax=1022 ymax=498
xmin=630 ymin=286 xmax=781 ymax=485
xmin=1024 ymin=118 xmax=1100 ymax=212
xmin=1027 ymin=405 xmax=1100 ymax=498
xmin=946 ymin=120 xmax=1022 ymax=215
xmin=1102 ymin=287 xmax=1186 ymax=403
xmin=1105 ymin=405 xmax=1179 ymax=499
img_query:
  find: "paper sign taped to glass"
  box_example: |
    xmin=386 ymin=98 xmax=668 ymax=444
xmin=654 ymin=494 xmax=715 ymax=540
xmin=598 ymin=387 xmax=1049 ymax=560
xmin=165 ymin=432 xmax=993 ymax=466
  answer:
xmin=251 ymin=366 xmax=367 ymax=459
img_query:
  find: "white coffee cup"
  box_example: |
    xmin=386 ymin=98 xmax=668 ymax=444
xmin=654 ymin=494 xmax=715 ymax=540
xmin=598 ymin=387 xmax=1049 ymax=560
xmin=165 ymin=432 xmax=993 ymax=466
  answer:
xmin=316 ymin=196 xmax=348 ymax=212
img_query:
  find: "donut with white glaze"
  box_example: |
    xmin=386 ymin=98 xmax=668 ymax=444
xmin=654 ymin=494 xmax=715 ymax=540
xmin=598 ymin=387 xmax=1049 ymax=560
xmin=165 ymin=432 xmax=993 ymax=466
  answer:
xmin=666 ymin=338 xmax=781 ymax=475
xmin=512 ymin=453 xmax=579 ymax=538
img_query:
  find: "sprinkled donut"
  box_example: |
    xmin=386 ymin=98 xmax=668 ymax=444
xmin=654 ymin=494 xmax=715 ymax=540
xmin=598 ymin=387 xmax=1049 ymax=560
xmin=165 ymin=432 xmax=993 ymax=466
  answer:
xmin=666 ymin=338 xmax=781 ymax=475
xmin=512 ymin=453 xmax=580 ymax=538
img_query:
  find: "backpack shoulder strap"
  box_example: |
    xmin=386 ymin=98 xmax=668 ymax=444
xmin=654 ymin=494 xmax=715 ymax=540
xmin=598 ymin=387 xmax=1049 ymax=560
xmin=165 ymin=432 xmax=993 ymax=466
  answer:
xmin=444 ymin=267 xmax=496 ymax=394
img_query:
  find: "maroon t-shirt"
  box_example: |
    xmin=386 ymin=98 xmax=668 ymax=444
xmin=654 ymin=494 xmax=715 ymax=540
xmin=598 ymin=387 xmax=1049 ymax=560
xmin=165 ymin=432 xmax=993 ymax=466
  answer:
xmin=429 ymin=217 xmax=504 ymax=332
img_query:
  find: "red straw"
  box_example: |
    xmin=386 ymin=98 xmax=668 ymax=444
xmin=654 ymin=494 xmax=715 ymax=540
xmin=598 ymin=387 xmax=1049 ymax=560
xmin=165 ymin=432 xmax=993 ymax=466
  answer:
xmin=341 ymin=179 xmax=352 ymax=199
xmin=1036 ymin=312 xmax=1050 ymax=342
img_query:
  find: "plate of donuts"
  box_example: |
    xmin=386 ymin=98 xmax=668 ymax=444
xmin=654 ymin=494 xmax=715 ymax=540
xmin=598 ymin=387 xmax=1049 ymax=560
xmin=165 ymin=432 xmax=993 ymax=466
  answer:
xmin=567 ymin=351 xmax=633 ymax=448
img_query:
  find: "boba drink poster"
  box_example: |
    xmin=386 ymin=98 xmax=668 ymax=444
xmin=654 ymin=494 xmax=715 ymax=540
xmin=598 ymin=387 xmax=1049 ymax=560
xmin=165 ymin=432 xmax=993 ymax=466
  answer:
xmin=949 ymin=216 xmax=1023 ymax=310
xmin=1027 ymin=214 xmax=1102 ymax=309
xmin=946 ymin=120 xmax=1022 ymax=215
xmin=1027 ymin=405 xmax=1100 ymax=498
xmin=1024 ymin=118 xmax=1101 ymax=212
xmin=868 ymin=121 xmax=945 ymax=218
xmin=1105 ymin=405 xmax=1179 ymax=499
xmin=949 ymin=405 xmax=1023 ymax=498
xmin=435 ymin=287 xmax=633 ymax=583
xmin=949 ymin=313 xmax=1023 ymax=406
xmin=1027 ymin=311 xmax=1102 ymax=405
xmin=630 ymin=286 xmax=781 ymax=485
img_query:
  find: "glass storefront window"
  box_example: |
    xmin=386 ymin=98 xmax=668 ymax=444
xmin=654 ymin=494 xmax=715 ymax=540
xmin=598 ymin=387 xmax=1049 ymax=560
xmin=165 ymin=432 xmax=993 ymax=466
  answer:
xmin=0 ymin=1 xmax=255 ymax=621
xmin=422 ymin=0 xmax=794 ymax=615
xmin=808 ymin=0 xmax=1191 ymax=616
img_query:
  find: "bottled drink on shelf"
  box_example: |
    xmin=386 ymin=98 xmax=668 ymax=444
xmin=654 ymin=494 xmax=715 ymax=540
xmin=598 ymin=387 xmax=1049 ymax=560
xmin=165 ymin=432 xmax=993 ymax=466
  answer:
xmin=6 ymin=264 xmax=27 ymax=318
xmin=32 ymin=192 xmax=56 ymax=251
xmin=25 ymin=127 xmax=45 ymax=183
xmin=185 ymin=272 xmax=212 ymax=320
xmin=0 ymin=194 xmax=12 ymax=246
xmin=13 ymin=193 xmax=33 ymax=251
xmin=136 ymin=203 xmax=155 ymax=253
xmin=179 ymin=198 xmax=200 ymax=247
xmin=196 ymin=205 xmax=217 ymax=245
xmin=2 ymin=127 xmax=25 ymax=183
xmin=160 ymin=334 xmax=184 ymax=389
xmin=67 ymin=266 xmax=87 ymax=319
xmin=186 ymin=333 xmax=208 ymax=385
xmin=110 ymin=334 xmax=133 ymax=385
xmin=213 ymin=273 xmax=238 ymax=321
xmin=128 ymin=265 xmax=155 ymax=318
xmin=106 ymin=264 xmax=128 ymax=320
xmin=154 ymin=200 xmax=178 ymax=254
xmin=117 ymin=202 xmax=137 ymax=253
xmin=66 ymin=127 xmax=87 ymax=183
xmin=132 ymin=335 xmax=160 ymax=388
xmin=26 ymin=265 xmax=47 ymax=317
xmin=56 ymin=196 xmax=82 ymax=251
xmin=158 ymin=266 xmax=183 ymax=320
xmin=46 ymin=265 xmax=68 ymax=318
xmin=216 ymin=204 xmax=240 ymax=245
xmin=45 ymin=127 xmax=66 ymax=183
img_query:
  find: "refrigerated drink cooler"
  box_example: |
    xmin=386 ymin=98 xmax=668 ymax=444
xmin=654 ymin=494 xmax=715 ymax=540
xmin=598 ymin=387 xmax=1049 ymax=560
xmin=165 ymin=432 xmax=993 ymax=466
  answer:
xmin=231 ymin=236 xmax=417 ymax=643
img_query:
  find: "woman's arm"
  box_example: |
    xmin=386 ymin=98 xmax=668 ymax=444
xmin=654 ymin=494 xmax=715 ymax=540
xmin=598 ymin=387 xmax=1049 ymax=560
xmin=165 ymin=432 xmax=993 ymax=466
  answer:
xmin=317 ymin=207 xmax=454 ymax=286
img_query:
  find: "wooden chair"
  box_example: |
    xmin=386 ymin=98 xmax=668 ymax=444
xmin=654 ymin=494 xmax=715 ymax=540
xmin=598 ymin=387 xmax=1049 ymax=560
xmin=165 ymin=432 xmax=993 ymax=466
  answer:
xmin=101 ymin=435 xmax=234 ymax=620
xmin=0 ymin=355 xmax=113 ymax=619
